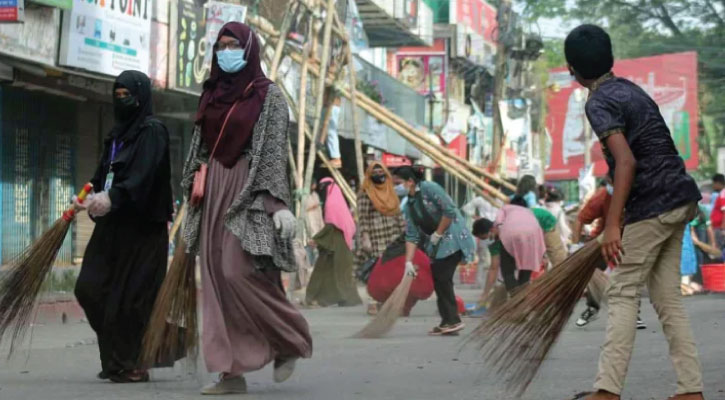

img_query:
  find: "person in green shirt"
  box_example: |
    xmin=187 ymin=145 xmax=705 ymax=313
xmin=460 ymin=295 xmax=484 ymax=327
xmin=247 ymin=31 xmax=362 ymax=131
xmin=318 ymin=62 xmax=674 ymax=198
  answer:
xmin=510 ymin=196 xmax=568 ymax=268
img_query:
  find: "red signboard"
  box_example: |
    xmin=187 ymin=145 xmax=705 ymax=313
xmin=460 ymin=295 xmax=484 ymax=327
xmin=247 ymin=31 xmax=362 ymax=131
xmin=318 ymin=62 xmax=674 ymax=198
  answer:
xmin=455 ymin=0 xmax=497 ymax=44
xmin=382 ymin=153 xmax=413 ymax=168
xmin=447 ymin=134 xmax=468 ymax=159
xmin=545 ymin=51 xmax=699 ymax=181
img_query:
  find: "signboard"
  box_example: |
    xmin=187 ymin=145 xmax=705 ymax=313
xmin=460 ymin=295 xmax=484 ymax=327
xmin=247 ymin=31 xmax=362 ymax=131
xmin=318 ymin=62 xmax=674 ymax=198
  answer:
xmin=382 ymin=153 xmax=412 ymax=167
xmin=394 ymin=39 xmax=447 ymax=129
xmin=29 ymin=0 xmax=71 ymax=10
xmin=0 ymin=6 xmax=58 ymax=65
xmin=0 ymin=0 xmax=23 ymax=22
xmin=168 ymin=0 xmax=246 ymax=94
xmin=545 ymin=52 xmax=699 ymax=180
xmin=59 ymin=0 xmax=152 ymax=76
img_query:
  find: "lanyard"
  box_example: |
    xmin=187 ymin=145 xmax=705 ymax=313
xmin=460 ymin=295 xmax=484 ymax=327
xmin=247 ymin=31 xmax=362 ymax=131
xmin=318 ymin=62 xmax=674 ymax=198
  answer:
xmin=110 ymin=140 xmax=123 ymax=163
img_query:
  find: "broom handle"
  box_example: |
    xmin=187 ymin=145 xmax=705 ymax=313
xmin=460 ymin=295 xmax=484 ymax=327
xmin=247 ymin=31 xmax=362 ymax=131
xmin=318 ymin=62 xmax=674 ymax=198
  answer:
xmin=62 ymin=183 xmax=94 ymax=222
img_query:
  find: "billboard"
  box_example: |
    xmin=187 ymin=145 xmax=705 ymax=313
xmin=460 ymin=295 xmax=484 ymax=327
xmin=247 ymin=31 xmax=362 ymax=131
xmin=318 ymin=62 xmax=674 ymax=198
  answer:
xmin=59 ymin=0 xmax=152 ymax=76
xmin=0 ymin=0 xmax=23 ymax=22
xmin=545 ymin=51 xmax=699 ymax=180
xmin=0 ymin=6 xmax=58 ymax=65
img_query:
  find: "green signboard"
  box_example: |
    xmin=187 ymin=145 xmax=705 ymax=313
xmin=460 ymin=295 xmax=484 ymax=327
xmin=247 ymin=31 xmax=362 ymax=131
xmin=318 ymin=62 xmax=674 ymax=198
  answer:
xmin=29 ymin=0 xmax=71 ymax=10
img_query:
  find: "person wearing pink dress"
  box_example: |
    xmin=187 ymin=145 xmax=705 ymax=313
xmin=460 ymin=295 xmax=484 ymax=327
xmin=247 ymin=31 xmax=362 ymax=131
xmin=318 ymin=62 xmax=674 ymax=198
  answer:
xmin=473 ymin=205 xmax=546 ymax=297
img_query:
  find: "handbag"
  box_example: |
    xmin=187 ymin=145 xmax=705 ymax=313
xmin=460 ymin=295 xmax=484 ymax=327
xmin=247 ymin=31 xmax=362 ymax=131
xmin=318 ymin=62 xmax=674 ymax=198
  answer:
xmin=190 ymin=100 xmax=240 ymax=207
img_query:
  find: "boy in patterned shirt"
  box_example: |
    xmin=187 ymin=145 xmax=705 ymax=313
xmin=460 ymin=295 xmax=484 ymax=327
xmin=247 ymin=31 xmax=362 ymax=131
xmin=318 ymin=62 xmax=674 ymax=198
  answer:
xmin=565 ymin=24 xmax=704 ymax=400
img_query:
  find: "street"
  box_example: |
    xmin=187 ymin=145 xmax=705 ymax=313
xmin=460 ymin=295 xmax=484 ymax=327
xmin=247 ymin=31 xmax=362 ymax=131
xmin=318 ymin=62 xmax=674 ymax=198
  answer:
xmin=0 ymin=290 xmax=723 ymax=400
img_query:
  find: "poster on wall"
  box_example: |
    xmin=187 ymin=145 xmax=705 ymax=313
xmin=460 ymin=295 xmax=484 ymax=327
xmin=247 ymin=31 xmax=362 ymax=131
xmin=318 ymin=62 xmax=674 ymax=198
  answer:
xmin=148 ymin=21 xmax=168 ymax=88
xmin=0 ymin=6 xmax=58 ymax=65
xmin=59 ymin=0 xmax=152 ymax=76
xmin=203 ymin=2 xmax=246 ymax=65
xmin=0 ymin=0 xmax=23 ymax=22
xmin=545 ymin=51 xmax=699 ymax=181
xmin=168 ymin=0 xmax=246 ymax=95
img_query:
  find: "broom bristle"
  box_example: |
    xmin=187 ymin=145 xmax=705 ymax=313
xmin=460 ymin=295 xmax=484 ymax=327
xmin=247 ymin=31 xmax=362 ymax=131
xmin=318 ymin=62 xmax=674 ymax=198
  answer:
xmin=0 ymin=218 xmax=71 ymax=355
xmin=139 ymin=240 xmax=198 ymax=367
xmin=353 ymin=274 xmax=414 ymax=339
xmin=464 ymin=240 xmax=603 ymax=397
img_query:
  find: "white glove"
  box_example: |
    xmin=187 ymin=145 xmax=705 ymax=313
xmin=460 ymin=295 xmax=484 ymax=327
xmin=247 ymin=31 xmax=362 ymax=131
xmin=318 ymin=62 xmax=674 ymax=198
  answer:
xmin=362 ymin=233 xmax=373 ymax=252
xmin=568 ymin=242 xmax=584 ymax=254
xmin=273 ymin=209 xmax=296 ymax=240
xmin=405 ymin=261 xmax=417 ymax=277
xmin=72 ymin=193 xmax=95 ymax=211
xmin=88 ymin=192 xmax=111 ymax=218
xmin=430 ymin=232 xmax=443 ymax=246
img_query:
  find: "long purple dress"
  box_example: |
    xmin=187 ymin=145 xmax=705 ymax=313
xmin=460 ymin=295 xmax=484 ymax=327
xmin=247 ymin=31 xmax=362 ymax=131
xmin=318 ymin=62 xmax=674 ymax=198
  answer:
xmin=200 ymin=156 xmax=312 ymax=375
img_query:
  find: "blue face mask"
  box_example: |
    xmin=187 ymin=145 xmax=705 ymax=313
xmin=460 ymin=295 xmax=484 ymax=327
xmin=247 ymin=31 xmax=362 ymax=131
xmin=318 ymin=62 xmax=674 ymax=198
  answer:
xmin=395 ymin=183 xmax=408 ymax=197
xmin=216 ymin=49 xmax=247 ymax=73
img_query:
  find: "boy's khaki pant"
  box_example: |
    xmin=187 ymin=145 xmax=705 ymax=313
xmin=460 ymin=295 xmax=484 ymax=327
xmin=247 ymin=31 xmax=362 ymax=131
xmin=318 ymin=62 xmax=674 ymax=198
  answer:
xmin=594 ymin=203 xmax=703 ymax=395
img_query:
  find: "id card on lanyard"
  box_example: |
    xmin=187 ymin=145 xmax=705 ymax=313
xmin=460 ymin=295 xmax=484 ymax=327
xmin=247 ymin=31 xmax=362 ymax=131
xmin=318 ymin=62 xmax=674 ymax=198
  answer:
xmin=104 ymin=140 xmax=122 ymax=192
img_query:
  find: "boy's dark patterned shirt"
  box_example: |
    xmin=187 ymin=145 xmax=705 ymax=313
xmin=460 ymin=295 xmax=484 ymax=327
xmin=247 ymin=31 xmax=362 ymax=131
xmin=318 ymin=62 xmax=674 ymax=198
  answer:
xmin=584 ymin=73 xmax=700 ymax=224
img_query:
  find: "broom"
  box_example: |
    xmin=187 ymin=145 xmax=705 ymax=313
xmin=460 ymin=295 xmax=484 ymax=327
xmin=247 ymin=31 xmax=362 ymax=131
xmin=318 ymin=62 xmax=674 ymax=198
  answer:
xmin=0 ymin=183 xmax=93 ymax=354
xmin=353 ymin=273 xmax=415 ymax=339
xmin=139 ymin=237 xmax=198 ymax=367
xmin=464 ymin=240 xmax=604 ymax=397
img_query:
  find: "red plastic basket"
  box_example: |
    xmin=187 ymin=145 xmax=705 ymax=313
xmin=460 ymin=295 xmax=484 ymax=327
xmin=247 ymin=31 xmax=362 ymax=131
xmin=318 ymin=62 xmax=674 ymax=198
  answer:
xmin=701 ymin=264 xmax=725 ymax=292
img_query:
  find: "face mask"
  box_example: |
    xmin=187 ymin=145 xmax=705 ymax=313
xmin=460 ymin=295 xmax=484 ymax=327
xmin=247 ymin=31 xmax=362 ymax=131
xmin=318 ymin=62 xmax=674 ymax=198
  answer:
xmin=394 ymin=184 xmax=407 ymax=197
xmin=371 ymin=175 xmax=386 ymax=185
xmin=480 ymin=238 xmax=494 ymax=247
xmin=113 ymin=96 xmax=138 ymax=121
xmin=216 ymin=49 xmax=247 ymax=73
xmin=606 ymin=184 xmax=614 ymax=195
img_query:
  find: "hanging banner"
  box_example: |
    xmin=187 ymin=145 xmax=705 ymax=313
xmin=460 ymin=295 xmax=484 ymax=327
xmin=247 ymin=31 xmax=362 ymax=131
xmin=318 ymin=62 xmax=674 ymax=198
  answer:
xmin=59 ymin=0 xmax=152 ymax=76
xmin=545 ymin=51 xmax=699 ymax=180
xmin=0 ymin=6 xmax=58 ymax=65
xmin=0 ymin=0 xmax=23 ymax=22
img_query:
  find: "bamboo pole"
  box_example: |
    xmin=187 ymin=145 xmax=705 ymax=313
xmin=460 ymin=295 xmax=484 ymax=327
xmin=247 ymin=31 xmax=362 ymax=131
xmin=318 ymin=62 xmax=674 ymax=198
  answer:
xmin=268 ymin=1 xmax=298 ymax=81
xmin=296 ymin=16 xmax=312 ymax=190
xmin=343 ymin=42 xmax=365 ymax=188
xmin=302 ymin=0 xmax=335 ymax=198
xmin=250 ymin=14 xmax=505 ymax=203
xmin=271 ymin=57 xmax=357 ymax=210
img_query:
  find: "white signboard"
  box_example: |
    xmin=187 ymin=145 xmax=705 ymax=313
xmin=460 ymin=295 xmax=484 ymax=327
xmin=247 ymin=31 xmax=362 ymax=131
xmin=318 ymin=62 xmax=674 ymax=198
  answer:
xmin=59 ymin=0 xmax=152 ymax=76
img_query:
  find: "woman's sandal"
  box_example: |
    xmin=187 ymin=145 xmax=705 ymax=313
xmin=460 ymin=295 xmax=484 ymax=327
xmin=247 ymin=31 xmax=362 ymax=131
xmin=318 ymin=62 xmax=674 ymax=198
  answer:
xmin=109 ymin=370 xmax=149 ymax=383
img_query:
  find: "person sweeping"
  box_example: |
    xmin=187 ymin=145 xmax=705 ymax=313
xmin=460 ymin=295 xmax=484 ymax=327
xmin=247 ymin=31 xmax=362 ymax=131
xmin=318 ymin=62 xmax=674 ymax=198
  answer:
xmin=393 ymin=166 xmax=475 ymax=336
xmin=180 ymin=23 xmax=312 ymax=395
xmin=565 ymin=24 xmax=704 ymax=400
xmin=355 ymin=161 xmax=406 ymax=314
xmin=73 ymin=70 xmax=173 ymax=383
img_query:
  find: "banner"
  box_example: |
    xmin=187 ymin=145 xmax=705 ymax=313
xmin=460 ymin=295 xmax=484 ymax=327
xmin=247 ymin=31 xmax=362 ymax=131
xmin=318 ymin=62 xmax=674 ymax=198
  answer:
xmin=452 ymin=0 xmax=497 ymax=65
xmin=545 ymin=51 xmax=699 ymax=180
xmin=0 ymin=0 xmax=23 ymax=22
xmin=0 ymin=6 xmax=57 ymax=65
xmin=59 ymin=0 xmax=152 ymax=76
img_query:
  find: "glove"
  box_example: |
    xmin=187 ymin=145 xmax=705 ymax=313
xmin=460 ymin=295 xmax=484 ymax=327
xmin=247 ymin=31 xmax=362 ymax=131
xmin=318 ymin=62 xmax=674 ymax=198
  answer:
xmin=72 ymin=192 xmax=94 ymax=211
xmin=405 ymin=261 xmax=417 ymax=277
xmin=273 ymin=209 xmax=296 ymax=240
xmin=568 ymin=242 xmax=584 ymax=254
xmin=430 ymin=232 xmax=443 ymax=246
xmin=88 ymin=192 xmax=111 ymax=218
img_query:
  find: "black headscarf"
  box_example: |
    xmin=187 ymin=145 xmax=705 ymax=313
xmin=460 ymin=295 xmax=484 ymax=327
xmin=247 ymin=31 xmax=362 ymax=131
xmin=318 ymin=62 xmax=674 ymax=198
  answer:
xmin=111 ymin=70 xmax=153 ymax=141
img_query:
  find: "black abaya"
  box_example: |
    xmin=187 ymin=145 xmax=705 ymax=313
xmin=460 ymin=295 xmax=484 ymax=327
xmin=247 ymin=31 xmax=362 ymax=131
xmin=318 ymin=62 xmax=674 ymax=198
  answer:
xmin=75 ymin=71 xmax=173 ymax=374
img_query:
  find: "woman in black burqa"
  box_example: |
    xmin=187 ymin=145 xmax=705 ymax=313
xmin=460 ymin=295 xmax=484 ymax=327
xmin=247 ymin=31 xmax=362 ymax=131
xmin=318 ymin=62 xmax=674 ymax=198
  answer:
xmin=74 ymin=70 xmax=173 ymax=383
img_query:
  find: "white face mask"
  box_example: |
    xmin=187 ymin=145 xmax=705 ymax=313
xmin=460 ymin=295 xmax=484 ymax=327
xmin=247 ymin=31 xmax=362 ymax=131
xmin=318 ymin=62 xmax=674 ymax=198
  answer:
xmin=479 ymin=237 xmax=494 ymax=247
xmin=606 ymin=184 xmax=614 ymax=195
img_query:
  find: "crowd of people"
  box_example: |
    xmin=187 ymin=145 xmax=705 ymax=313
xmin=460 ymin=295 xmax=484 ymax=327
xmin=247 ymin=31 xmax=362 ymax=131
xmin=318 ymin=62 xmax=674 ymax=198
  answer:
xmin=65 ymin=20 xmax=717 ymax=400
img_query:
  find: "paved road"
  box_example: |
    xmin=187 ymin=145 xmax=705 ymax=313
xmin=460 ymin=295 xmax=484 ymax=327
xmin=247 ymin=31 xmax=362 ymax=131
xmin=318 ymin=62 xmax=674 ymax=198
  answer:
xmin=1 ymin=290 xmax=723 ymax=400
